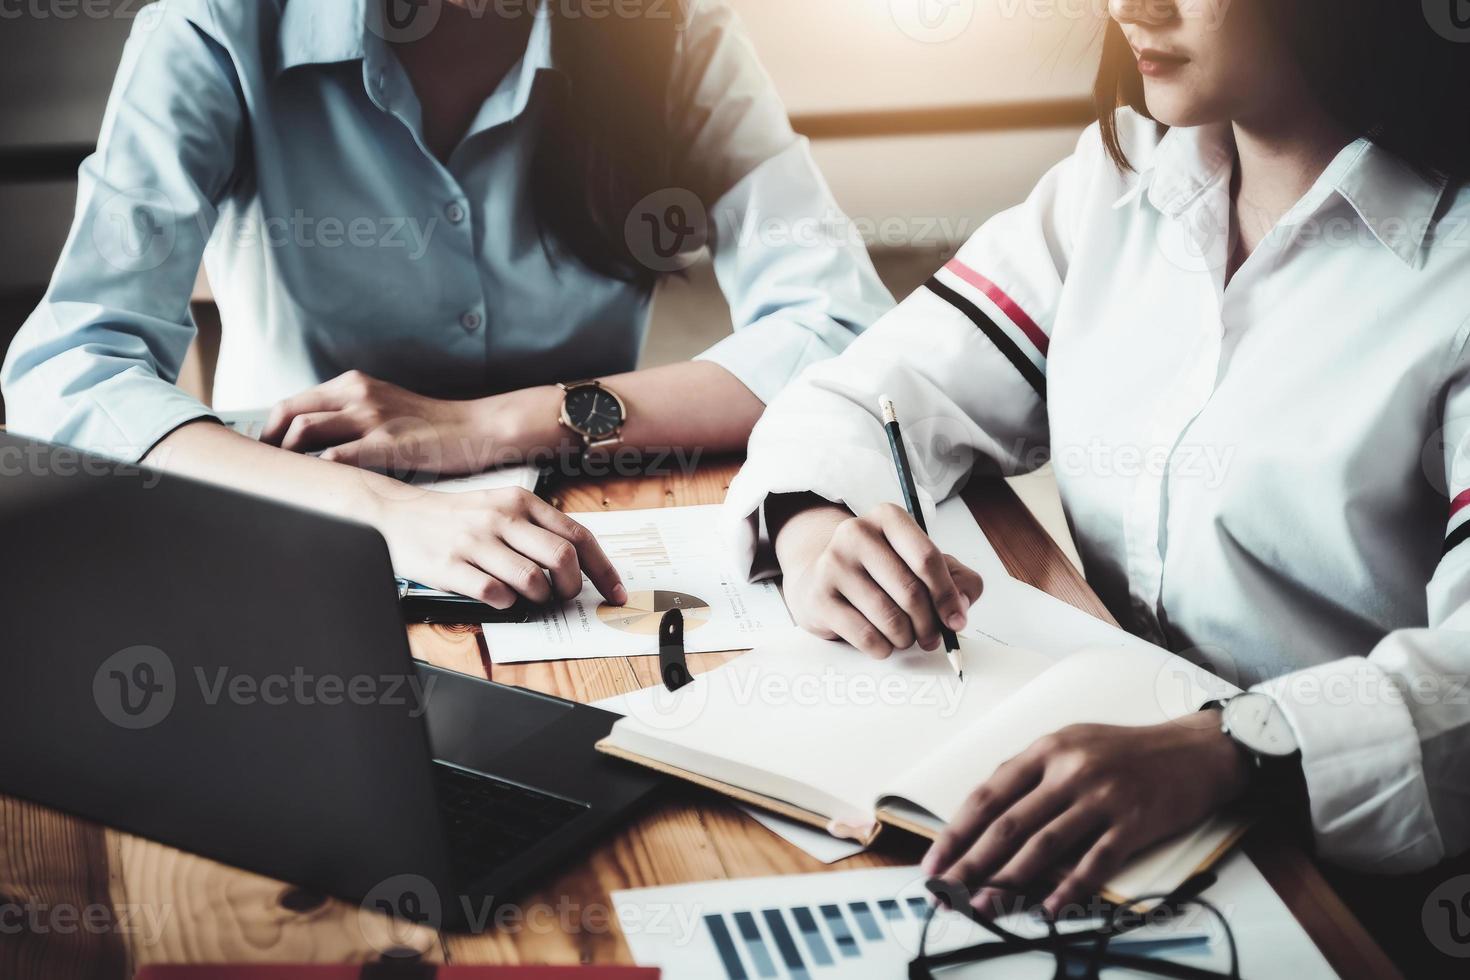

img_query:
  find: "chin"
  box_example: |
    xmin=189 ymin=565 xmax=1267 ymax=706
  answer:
xmin=1142 ymin=86 xmax=1226 ymax=130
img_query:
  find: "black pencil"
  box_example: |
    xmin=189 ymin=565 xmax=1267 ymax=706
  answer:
xmin=879 ymin=395 xmax=964 ymax=680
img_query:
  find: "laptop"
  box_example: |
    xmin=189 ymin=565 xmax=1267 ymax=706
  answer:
xmin=0 ymin=432 xmax=662 ymax=930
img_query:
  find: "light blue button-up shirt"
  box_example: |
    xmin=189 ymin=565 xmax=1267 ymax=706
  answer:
xmin=2 ymin=0 xmax=892 ymax=461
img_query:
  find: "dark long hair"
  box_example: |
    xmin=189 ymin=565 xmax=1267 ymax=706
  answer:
xmin=1094 ymin=1 xmax=1470 ymax=180
xmin=532 ymin=0 xmax=686 ymax=287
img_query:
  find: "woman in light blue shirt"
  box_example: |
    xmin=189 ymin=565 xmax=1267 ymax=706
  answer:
xmin=1 ymin=0 xmax=891 ymax=606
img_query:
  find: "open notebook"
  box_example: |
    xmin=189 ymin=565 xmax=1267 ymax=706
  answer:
xmin=597 ymin=628 xmax=1245 ymax=903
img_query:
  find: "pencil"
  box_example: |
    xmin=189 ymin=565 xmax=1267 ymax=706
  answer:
xmin=879 ymin=395 xmax=963 ymax=681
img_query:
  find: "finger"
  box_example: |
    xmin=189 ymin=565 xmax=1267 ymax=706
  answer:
xmin=989 ymin=806 xmax=1104 ymax=908
xmin=499 ymin=520 xmax=585 ymax=601
xmin=944 ymin=555 xmax=985 ymax=607
xmin=862 ymin=546 xmax=941 ymax=650
xmin=877 ymin=509 xmax=970 ymax=630
xmin=819 ymin=591 xmax=894 ymax=659
xmin=319 ymin=439 xmax=365 ymax=467
xmin=922 ymin=754 xmax=1043 ymax=876
xmin=280 ymin=411 xmax=365 ymax=454
xmin=261 ymin=388 xmax=352 ymax=445
xmin=950 ymin=785 xmax=1069 ymax=901
xmin=1044 ymin=828 xmax=1131 ymax=919
xmin=439 ymin=563 xmax=518 ymax=610
xmin=524 ymin=497 xmax=627 ymax=605
xmin=832 ymin=561 xmax=917 ymax=652
xmin=466 ymin=542 xmax=555 ymax=605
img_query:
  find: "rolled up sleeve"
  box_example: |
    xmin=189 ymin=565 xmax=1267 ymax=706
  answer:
xmin=1 ymin=5 xmax=241 ymax=461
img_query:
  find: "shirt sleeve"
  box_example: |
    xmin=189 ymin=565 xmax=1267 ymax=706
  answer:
xmin=1252 ymin=336 xmax=1470 ymax=872
xmin=666 ymin=0 xmax=894 ymax=404
xmin=0 ymin=5 xmax=241 ymax=462
xmin=722 ymin=123 xmax=1098 ymax=577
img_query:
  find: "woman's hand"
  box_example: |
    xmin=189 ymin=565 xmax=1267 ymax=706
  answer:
xmin=374 ymin=485 xmax=627 ymax=609
xmin=922 ymin=714 xmax=1250 ymax=919
xmin=261 ymin=371 xmax=563 ymax=476
xmin=772 ymin=498 xmax=984 ymax=658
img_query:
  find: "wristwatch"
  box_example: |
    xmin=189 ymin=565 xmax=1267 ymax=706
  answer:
xmin=556 ymin=380 xmax=627 ymax=452
xmin=1205 ymin=692 xmax=1309 ymax=820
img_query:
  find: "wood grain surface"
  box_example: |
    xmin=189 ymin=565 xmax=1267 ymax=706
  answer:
xmin=0 ymin=459 xmax=1398 ymax=978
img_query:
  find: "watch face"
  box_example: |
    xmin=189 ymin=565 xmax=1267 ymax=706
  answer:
xmin=564 ymin=385 xmax=625 ymax=440
xmin=1224 ymin=693 xmax=1298 ymax=758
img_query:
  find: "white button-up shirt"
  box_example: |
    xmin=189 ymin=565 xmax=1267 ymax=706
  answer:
xmin=728 ymin=110 xmax=1470 ymax=873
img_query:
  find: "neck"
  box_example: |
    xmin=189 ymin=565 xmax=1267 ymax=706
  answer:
xmin=1229 ymin=95 xmax=1354 ymax=241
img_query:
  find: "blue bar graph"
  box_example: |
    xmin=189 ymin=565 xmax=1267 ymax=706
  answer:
xmin=847 ymin=902 xmax=883 ymax=941
xmin=734 ymin=910 xmax=778 ymax=978
xmin=790 ymin=906 xmax=834 ymax=967
xmin=704 ymin=913 xmax=748 ymax=980
xmin=819 ymin=904 xmax=860 ymax=958
xmin=906 ymin=896 xmax=931 ymax=919
xmin=762 ymin=909 xmax=812 ymax=980
xmin=877 ymin=899 xmax=904 ymax=922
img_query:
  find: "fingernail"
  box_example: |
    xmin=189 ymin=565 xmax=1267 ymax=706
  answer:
xmin=946 ymin=611 xmax=967 ymax=630
xmin=920 ymin=636 xmax=938 ymax=652
xmin=613 ymin=585 xmax=628 ymax=604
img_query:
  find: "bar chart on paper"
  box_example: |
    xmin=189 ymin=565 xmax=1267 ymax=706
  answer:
xmin=615 ymin=867 xmax=939 ymax=980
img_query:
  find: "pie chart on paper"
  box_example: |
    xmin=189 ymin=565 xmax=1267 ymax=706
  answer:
xmin=596 ymin=591 xmax=712 ymax=635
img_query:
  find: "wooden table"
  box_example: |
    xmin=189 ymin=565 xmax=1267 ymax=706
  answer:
xmin=0 ymin=460 xmax=1399 ymax=978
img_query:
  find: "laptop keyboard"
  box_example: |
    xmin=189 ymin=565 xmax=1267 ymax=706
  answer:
xmin=432 ymin=762 xmax=589 ymax=887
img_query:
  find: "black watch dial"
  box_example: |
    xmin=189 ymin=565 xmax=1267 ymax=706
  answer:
xmin=564 ymin=385 xmax=624 ymax=440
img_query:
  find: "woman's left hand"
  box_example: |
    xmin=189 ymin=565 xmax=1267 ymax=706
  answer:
xmin=261 ymin=371 xmax=561 ymax=475
xmin=921 ymin=711 xmax=1250 ymax=919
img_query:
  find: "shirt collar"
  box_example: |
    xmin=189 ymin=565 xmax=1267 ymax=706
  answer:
xmin=1115 ymin=124 xmax=1448 ymax=268
xmin=277 ymin=0 xmax=369 ymax=75
xmin=276 ymin=0 xmax=560 ymax=79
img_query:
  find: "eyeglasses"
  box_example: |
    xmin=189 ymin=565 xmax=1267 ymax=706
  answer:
xmin=909 ymin=875 xmax=1240 ymax=980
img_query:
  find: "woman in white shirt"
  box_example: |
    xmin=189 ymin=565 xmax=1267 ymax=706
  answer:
xmin=728 ymin=0 xmax=1470 ymax=947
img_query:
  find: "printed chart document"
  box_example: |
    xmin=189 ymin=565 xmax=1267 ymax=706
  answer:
xmin=485 ymin=505 xmax=792 ymax=664
xmin=613 ymin=855 xmax=1338 ymax=980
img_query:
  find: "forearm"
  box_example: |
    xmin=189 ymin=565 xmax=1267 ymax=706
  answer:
xmin=494 ymin=361 xmax=765 ymax=458
xmin=145 ymin=420 xmax=397 ymax=528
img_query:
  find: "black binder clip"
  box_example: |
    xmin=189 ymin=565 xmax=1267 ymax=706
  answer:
xmin=659 ymin=608 xmax=692 ymax=693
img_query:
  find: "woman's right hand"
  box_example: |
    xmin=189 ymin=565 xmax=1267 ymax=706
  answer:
xmin=375 ymin=486 xmax=627 ymax=609
xmin=772 ymin=499 xmax=984 ymax=658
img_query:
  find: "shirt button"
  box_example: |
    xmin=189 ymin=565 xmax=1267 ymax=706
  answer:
xmin=445 ymin=202 xmax=466 ymax=224
xmin=460 ymin=311 xmax=483 ymax=332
